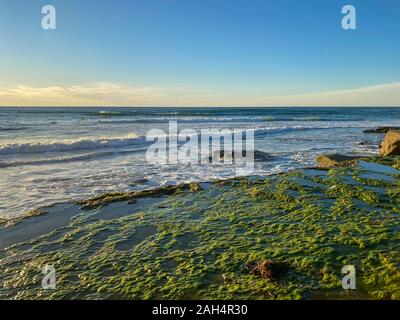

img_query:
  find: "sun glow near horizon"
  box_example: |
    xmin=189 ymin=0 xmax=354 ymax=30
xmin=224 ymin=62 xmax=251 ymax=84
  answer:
xmin=1 ymin=82 xmax=400 ymax=107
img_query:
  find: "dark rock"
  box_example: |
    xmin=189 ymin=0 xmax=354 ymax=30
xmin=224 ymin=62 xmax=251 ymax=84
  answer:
xmin=129 ymin=178 xmax=148 ymax=186
xmin=363 ymin=127 xmax=400 ymax=134
xmin=209 ymin=149 xmax=272 ymax=162
xmin=379 ymin=130 xmax=400 ymax=156
xmin=253 ymin=150 xmax=273 ymax=161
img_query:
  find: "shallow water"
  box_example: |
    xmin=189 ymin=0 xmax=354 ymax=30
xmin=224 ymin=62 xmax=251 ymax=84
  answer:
xmin=1 ymin=107 xmax=399 ymax=218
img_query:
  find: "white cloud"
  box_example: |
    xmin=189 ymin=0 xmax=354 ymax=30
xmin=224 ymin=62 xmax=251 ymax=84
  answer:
xmin=0 ymin=81 xmax=400 ymax=107
xmin=0 ymin=83 xmax=199 ymax=106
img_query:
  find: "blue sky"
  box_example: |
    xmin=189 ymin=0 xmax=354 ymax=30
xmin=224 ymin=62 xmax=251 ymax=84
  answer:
xmin=1 ymin=0 xmax=400 ymax=106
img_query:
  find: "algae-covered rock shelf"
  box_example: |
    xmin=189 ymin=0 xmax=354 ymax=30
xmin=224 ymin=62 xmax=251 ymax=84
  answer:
xmin=0 ymin=157 xmax=400 ymax=300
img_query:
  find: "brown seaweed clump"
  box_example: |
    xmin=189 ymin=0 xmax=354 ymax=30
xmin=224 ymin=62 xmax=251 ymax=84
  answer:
xmin=247 ymin=260 xmax=288 ymax=281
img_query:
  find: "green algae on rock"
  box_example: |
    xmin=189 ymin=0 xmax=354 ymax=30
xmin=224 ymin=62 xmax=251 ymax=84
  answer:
xmin=0 ymin=208 xmax=48 ymax=229
xmin=0 ymin=158 xmax=399 ymax=300
xmin=78 ymin=183 xmax=203 ymax=210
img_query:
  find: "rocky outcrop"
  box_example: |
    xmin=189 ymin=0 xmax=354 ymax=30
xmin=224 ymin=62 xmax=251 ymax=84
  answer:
xmin=210 ymin=149 xmax=272 ymax=162
xmin=363 ymin=127 xmax=400 ymax=134
xmin=316 ymin=154 xmax=360 ymax=168
xmin=379 ymin=130 xmax=400 ymax=156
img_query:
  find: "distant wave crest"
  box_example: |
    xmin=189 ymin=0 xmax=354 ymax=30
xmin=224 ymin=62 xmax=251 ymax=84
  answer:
xmin=0 ymin=127 xmax=27 ymax=132
xmin=0 ymin=122 xmax=379 ymax=158
xmin=97 ymin=111 xmax=126 ymax=117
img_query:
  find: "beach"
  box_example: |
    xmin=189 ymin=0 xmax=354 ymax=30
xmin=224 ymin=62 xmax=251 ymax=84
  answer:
xmin=1 ymin=108 xmax=400 ymax=299
xmin=0 ymin=156 xmax=399 ymax=299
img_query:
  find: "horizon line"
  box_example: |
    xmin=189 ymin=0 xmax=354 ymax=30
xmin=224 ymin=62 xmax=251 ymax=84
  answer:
xmin=1 ymin=105 xmax=400 ymax=108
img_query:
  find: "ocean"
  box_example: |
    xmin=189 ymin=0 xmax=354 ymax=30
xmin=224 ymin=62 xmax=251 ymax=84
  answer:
xmin=1 ymin=107 xmax=399 ymax=219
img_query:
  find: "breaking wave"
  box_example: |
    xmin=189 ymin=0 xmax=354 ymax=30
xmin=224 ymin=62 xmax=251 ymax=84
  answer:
xmin=0 ymin=134 xmax=147 ymax=156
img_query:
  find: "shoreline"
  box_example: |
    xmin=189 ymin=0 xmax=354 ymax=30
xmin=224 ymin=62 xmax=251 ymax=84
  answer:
xmin=1 ymin=107 xmax=392 ymax=218
xmin=0 ymin=159 xmax=362 ymax=228
xmin=0 ymin=151 xmax=386 ymax=230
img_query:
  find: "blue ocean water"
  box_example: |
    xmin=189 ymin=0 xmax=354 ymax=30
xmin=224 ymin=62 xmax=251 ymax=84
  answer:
xmin=1 ymin=107 xmax=399 ymax=218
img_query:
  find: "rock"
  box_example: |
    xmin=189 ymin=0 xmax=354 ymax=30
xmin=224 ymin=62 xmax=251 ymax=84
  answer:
xmin=379 ymin=130 xmax=400 ymax=156
xmin=129 ymin=178 xmax=148 ymax=186
xmin=210 ymin=149 xmax=272 ymax=162
xmin=363 ymin=127 xmax=400 ymax=134
xmin=247 ymin=260 xmax=288 ymax=281
xmin=316 ymin=154 xmax=360 ymax=168
xmin=253 ymin=150 xmax=273 ymax=161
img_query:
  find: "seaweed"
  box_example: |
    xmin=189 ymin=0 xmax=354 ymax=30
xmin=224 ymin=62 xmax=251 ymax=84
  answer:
xmin=78 ymin=183 xmax=203 ymax=209
xmin=0 ymin=159 xmax=399 ymax=300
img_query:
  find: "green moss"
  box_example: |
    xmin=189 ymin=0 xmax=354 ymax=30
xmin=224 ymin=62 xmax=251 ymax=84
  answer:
xmin=1 ymin=159 xmax=399 ymax=300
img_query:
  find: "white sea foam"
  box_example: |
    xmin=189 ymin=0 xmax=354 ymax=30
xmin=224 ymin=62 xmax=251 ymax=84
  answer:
xmin=0 ymin=134 xmax=146 ymax=155
xmin=0 ymin=148 xmax=148 ymax=168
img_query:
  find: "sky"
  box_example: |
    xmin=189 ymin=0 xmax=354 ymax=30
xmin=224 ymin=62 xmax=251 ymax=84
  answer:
xmin=0 ymin=0 xmax=400 ymax=107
